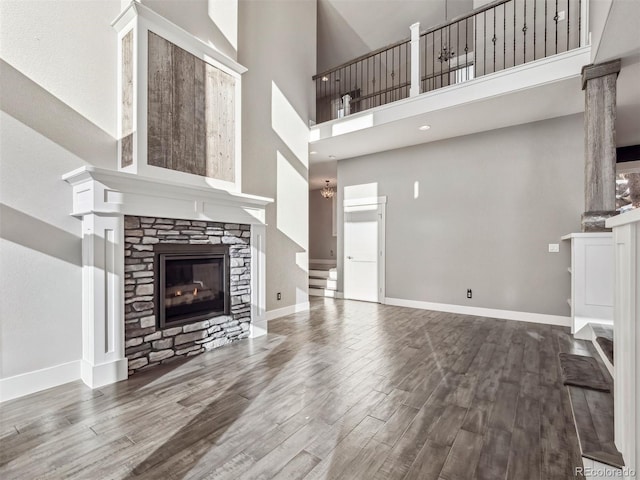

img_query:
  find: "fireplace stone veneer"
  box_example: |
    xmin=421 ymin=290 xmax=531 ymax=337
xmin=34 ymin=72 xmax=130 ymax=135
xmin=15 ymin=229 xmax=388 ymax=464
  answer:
xmin=124 ymin=216 xmax=251 ymax=374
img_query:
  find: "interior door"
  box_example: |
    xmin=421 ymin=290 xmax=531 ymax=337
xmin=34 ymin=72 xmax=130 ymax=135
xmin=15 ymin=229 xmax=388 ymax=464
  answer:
xmin=344 ymin=204 xmax=383 ymax=303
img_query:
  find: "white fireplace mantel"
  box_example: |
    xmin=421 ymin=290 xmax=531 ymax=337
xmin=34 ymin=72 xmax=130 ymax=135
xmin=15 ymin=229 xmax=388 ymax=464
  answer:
xmin=62 ymin=166 xmax=272 ymax=389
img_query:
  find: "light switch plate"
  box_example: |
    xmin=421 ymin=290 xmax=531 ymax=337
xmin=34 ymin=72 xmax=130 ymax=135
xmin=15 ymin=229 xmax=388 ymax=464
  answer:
xmin=548 ymin=243 xmax=560 ymax=253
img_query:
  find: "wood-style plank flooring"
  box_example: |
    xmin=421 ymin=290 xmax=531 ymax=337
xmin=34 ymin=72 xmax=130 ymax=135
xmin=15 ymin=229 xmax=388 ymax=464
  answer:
xmin=1 ymin=298 xmax=588 ymax=479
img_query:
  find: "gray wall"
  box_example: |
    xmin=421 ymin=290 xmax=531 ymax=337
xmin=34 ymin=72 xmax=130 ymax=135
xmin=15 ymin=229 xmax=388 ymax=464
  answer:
xmin=239 ymin=0 xmax=316 ymax=311
xmin=309 ymin=189 xmax=337 ymax=260
xmin=338 ymin=114 xmax=584 ymax=317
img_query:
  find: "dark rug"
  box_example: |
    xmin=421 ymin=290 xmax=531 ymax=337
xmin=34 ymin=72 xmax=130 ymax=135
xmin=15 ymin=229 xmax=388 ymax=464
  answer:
xmin=596 ymin=337 xmax=614 ymax=365
xmin=559 ymin=353 xmax=611 ymax=392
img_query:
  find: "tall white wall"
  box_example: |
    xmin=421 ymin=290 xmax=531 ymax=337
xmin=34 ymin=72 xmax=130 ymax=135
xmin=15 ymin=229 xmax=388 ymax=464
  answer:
xmin=0 ymin=1 xmax=121 ymax=380
xmin=337 ymin=114 xmax=584 ymax=317
xmin=239 ymin=0 xmax=316 ymax=312
xmin=0 ymin=0 xmax=315 ymax=388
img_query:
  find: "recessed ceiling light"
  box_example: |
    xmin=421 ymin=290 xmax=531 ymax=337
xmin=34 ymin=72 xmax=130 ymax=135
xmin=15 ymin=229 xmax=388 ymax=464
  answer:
xmin=310 ymin=151 xmax=317 ymax=155
xmin=419 ymin=125 xmax=431 ymax=131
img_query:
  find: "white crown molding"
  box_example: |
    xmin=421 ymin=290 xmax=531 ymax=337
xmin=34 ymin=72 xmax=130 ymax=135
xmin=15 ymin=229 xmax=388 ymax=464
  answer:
xmin=112 ymin=0 xmax=247 ymax=76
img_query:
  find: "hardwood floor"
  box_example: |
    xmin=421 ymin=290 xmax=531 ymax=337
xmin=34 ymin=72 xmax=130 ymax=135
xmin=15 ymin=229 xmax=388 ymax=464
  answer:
xmin=1 ymin=298 xmax=587 ymax=479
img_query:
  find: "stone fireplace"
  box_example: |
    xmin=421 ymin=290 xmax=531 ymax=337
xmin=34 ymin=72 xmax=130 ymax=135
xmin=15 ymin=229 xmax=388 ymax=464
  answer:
xmin=61 ymin=4 xmax=270 ymax=390
xmin=124 ymin=216 xmax=252 ymax=375
xmin=62 ymin=166 xmax=271 ymax=388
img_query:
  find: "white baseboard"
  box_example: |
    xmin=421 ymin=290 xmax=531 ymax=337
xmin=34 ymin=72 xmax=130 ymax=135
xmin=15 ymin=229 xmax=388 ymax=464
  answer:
xmin=0 ymin=360 xmax=81 ymax=403
xmin=265 ymin=301 xmax=310 ymax=321
xmin=80 ymin=358 xmax=128 ymax=389
xmin=384 ymin=297 xmax=571 ymax=327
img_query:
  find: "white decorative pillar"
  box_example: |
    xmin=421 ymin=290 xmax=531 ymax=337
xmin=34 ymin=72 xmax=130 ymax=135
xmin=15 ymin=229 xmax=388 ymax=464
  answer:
xmin=250 ymin=224 xmax=267 ymax=337
xmin=80 ymin=213 xmax=128 ymax=388
xmin=410 ymin=22 xmax=421 ymax=97
xmin=606 ymin=209 xmax=640 ymax=474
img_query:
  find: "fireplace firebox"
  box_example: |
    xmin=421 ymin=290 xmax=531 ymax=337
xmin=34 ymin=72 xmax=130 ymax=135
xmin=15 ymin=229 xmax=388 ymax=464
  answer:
xmin=155 ymin=244 xmax=230 ymax=328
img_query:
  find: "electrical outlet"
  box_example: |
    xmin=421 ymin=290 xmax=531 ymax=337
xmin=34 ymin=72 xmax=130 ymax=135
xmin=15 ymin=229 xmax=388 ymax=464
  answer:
xmin=277 ymin=292 xmax=282 ymax=301
xmin=467 ymin=289 xmax=472 ymax=299
xmin=548 ymin=243 xmax=560 ymax=253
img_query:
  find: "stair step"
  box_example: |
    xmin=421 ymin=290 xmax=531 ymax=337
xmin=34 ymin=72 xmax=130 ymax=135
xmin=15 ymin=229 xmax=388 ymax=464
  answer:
xmin=566 ymin=385 xmax=624 ymax=470
xmin=574 ymin=322 xmax=614 ymax=379
xmin=596 ymin=337 xmax=614 ymax=365
xmin=309 ymin=259 xmax=337 ymax=270
xmin=309 ymin=278 xmax=337 ymax=290
xmin=560 ymin=348 xmax=623 ymax=472
xmin=309 ymin=269 xmax=338 ymax=280
xmin=309 ymin=287 xmax=340 ymax=298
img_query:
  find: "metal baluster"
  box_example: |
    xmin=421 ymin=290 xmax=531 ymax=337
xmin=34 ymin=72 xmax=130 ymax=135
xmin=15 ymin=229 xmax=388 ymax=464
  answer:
xmin=534 ymin=0 xmax=537 ymax=59
xmin=513 ymin=0 xmax=516 ymax=66
xmin=432 ymin=31 xmax=435 ymax=92
xmin=567 ymin=0 xmax=570 ymax=51
xmin=578 ymin=0 xmax=581 ymax=46
xmin=524 ymin=0 xmax=527 ymax=63
xmin=545 ymin=0 xmax=548 ymax=56
xmin=555 ymin=0 xmax=558 ymax=54
xmin=504 ymin=2 xmax=507 ymax=69
xmin=484 ymin=11 xmax=487 ymax=76
xmin=493 ymin=8 xmax=496 ymax=72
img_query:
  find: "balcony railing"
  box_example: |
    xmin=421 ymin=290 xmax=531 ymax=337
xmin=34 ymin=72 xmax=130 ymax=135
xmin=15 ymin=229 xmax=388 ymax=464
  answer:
xmin=313 ymin=0 xmax=585 ymax=124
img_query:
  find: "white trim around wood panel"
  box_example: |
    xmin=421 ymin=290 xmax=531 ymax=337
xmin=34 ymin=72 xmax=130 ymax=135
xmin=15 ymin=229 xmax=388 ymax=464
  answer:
xmin=0 ymin=361 xmax=81 ymax=403
xmin=265 ymin=302 xmax=311 ymax=322
xmin=384 ymin=297 xmax=572 ymax=327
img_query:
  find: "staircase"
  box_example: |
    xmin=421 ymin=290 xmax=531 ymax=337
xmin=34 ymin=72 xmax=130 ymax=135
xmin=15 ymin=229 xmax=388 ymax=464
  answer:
xmin=308 ymin=260 xmax=338 ymax=298
xmin=568 ymin=323 xmax=624 ymax=478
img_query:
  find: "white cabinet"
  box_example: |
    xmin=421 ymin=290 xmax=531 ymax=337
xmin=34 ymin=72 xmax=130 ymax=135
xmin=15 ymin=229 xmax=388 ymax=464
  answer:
xmin=561 ymin=233 xmax=614 ymax=334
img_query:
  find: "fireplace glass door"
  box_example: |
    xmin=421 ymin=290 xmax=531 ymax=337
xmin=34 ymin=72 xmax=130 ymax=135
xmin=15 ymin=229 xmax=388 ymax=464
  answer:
xmin=159 ymin=253 xmax=228 ymax=327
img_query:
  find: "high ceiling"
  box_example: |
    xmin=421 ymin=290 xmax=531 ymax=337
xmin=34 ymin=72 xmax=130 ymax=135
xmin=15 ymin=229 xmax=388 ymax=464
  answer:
xmin=317 ymin=0 xmax=473 ymax=72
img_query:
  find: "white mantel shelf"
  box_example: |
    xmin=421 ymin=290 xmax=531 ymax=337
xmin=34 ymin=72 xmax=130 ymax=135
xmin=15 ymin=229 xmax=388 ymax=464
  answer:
xmin=62 ymin=166 xmax=273 ymax=224
xmin=62 ymin=166 xmax=271 ymax=391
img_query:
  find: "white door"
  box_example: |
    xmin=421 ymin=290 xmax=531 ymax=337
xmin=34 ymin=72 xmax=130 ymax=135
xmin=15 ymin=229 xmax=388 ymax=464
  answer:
xmin=344 ymin=202 xmax=385 ymax=303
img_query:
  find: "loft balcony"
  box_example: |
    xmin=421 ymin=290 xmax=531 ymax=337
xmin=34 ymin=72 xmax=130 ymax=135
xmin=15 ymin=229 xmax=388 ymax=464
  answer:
xmin=310 ymin=0 xmax=591 ymax=160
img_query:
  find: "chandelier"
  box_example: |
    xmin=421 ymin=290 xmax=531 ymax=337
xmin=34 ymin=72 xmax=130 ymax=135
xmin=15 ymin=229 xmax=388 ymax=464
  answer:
xmin=438 ymin=0 xmax=455 ymax=63
xmin=320 ymin=180 xmax=335 ymax=199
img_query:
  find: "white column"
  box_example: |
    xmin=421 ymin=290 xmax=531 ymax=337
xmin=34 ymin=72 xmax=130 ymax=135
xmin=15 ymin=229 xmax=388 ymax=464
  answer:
xmin=80 ymin=213 xmax=128 ymax=388
xmin=249 ymin=224 xmax=267 ymax=337
xmin=410 ymin=22 xmax=421 ymax=97
xmin=607 ymin=210 xmax=640 ymax=474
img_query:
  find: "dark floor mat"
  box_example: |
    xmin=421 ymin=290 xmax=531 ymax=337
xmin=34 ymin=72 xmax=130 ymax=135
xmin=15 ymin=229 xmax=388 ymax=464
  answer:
xmin=559 ymin=353 xmax=611 ymax=392
xmin=596 ymin=336 xmax=614 ymax=365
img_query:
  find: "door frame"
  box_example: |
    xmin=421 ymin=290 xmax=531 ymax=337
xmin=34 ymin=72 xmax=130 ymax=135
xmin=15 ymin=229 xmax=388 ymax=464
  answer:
xmin=343 ymin=196 xmax=387 ymax=303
